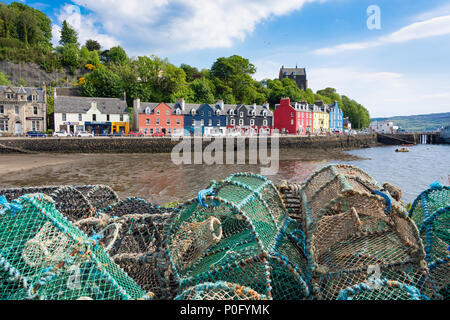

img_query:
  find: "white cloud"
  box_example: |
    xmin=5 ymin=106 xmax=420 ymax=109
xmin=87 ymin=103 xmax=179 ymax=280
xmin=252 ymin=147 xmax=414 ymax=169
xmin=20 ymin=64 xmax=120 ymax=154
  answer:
xmin=307 ymin=67 xmax=450 ymax=117
xmin=314 ymin=14 xmax=450 ymax=55
xmin=52 ymin=4 xmax=120 ymax=49
xmin=65 ymin=0 xmax=323 ymax=54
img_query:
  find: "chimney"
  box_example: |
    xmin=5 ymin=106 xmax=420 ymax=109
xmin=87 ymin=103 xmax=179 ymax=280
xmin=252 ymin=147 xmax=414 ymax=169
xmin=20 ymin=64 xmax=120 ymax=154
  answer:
xmin=178 ymin=98 xmax=185 ymax=111
xmin=123 ymin=91 xmax=127 ymax=101
xmin=280 ymin=97 xmax=291 ymax=107
xmin=216 ymin=99 xmax=224 ymax=110
xmin=53 ymin=88 xmax=57 ymax=99
xmin=133 ymin=98 xmax=141 ymax=131
xmin=262 ymin=101 xmax=269 ymax=109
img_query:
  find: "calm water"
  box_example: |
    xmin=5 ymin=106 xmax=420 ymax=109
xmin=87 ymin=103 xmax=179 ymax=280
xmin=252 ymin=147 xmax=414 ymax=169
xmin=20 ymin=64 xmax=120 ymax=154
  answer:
xmin=334 ymin=144 xmax=450 ymax=204
xmin=0 ymin=144 xmax=448 ymax=205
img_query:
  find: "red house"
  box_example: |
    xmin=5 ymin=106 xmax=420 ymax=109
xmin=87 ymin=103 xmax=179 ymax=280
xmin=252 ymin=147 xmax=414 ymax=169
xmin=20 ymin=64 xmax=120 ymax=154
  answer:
xmin=273 ymin=98 xmax=313 ymax=135
xmin=138 ymin=102 xmax=184 ymax=136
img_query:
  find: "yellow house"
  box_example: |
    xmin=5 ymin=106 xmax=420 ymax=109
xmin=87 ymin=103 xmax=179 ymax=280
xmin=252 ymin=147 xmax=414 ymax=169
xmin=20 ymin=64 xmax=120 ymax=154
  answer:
xmin=312 ymin=105 xmax=330 ymax=133
xmin=112 ymin=122 xmax=130 ymax=135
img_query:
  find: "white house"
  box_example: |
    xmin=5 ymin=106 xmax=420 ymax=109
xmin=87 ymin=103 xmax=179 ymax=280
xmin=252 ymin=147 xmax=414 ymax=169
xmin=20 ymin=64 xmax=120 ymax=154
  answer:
xmin=369 ymin=121 xmax=398 ymax=134
xmin=54 ymin=93 xmax=129 ymax=135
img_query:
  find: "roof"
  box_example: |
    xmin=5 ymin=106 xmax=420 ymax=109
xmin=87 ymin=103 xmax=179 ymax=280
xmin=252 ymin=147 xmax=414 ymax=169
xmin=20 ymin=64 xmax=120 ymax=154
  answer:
xmin=54 ymin=96 xmax=129 ymax=114
xmin=280 ymin=67 xmax=306 ymax=76
xmin=0 ymin=86 xmax=45 ymax=102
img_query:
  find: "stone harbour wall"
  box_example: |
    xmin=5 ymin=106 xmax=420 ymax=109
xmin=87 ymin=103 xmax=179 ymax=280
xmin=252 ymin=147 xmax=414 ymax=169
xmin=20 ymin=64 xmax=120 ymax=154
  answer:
xmin=0 ymin=134 xmax=379 ymax=154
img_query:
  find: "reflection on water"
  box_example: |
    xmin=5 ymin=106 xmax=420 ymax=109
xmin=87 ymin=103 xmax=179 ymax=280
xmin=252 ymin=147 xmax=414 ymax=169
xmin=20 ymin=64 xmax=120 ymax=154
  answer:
xmin=0 ymin=144 xmax=448 ymax=205
xmin=333 ymin=144 xmax=450 ymax=204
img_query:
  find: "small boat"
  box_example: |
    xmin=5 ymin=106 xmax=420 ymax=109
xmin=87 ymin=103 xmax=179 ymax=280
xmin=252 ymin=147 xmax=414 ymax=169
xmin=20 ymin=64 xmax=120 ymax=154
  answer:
xmin=396 ymin=148 xmax=410 ymax=153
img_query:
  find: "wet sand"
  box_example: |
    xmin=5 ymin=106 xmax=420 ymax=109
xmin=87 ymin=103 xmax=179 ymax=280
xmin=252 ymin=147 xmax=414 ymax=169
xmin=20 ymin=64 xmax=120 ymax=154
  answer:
xmin=0 ymin=149 xmax=364 ymax=205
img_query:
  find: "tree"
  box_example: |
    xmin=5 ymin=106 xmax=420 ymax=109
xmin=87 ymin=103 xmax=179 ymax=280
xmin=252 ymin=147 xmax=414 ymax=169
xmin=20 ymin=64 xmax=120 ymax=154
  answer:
xmin=102 ymin=46 xmax=128 ymax=64
xmin=61 ymin=43 xmax=80 ymax=74
xmin=0 ymin=5 xmax=17 ymax=39
xmin=17 ymin=10 xmax=40 ymax=45
xmin=59 ymin=20 xmax=78 ymax=46
xmin=81 ymin=66 xmax=124 ymax=98
xmin=0 ymin=71 xmax=10 ymax=85
xmin=85 ymin=39 xmax=101 ymax=51
xmin=180 ymin=64 xmax=201 ymax=82
xmin=190 ymin=78 xmax=215 ymax=104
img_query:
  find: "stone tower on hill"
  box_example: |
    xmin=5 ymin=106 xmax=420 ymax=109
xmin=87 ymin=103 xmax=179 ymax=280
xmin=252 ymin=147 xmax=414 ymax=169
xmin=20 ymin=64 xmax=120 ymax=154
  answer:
xmin=279 ymin=66 xmax=308 ymax=91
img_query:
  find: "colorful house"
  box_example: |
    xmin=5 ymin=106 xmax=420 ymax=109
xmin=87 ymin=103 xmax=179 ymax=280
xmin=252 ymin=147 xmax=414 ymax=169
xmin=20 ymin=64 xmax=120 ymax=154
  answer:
xmin=176 ymin=100 xmax=227 ymax=136
xmin=226 ymin=102 xmax=273 ymax=135
xmin=54 ymin=94 xmax=129 ymax=135
xmin=134 ymin=100 xmax=184 ymax=136
xmin=273 ymin=98 xmax=313 ymax=135
xmin=329 ymin=101 xmax=344 ymax=133
xmin=312 ymin=103 xmax=329 ymax=134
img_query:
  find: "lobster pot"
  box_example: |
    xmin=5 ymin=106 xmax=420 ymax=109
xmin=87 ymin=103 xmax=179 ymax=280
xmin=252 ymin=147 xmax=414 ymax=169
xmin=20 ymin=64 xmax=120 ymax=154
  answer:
xmin=74 ymin=207 xmax=176 ymax=300
xmin=75 ymin=185 xmax=120 ymax=210
xmin=0 ymin=194 xmax=149 ymax=300
xmin=281 ymin=165 xmax=429 ymax=300
xmin=167 ymin=173 xmax=308 ymax=300
xmin=175 ymin=281 xmax=269 ymax=300
xmin=336 ymin=279 xmax=428 ymax=300
xmin=98 ymin=197 xmax=174 ymax=217
xmin=410 ymin=185 xmax=450 ymax=299
xmin=0 ymin=185 xmax=119 ymax=223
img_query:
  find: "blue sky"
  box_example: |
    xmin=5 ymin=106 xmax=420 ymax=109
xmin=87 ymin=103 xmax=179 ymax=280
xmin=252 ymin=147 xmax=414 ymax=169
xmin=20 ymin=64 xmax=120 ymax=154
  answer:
xmin=10 ymin=0 xmax=450 ymax=117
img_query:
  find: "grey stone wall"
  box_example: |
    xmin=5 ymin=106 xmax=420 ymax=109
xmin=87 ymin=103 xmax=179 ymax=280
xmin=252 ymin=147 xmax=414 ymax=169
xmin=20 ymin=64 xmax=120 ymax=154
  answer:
xmin=0 ymin=135 xmax=379 ymax=154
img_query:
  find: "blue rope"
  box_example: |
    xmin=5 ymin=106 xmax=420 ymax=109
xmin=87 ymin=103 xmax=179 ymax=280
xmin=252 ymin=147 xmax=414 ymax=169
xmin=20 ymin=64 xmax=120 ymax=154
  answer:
xmin=197 ymin=188 xmax=216 ymax=208
xmin=0 ymin=196 xmax=23 ymax=217
xmin=372 ymin=190 xmax=392 ymax=214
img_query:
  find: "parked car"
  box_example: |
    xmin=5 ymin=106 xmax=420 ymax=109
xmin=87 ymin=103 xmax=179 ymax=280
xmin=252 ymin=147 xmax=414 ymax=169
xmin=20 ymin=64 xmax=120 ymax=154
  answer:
xmin=128 ymin=131 xmax=144 ymax=137
xmin=171 ymin=131 xmax=184 ymax=138
xmin=53 ymin=131 xmax=72 ymax=137
xmin=76 ymin=131 xmax=94 ymax=137
xmin=26 ymin=131 xmax=48 ymax=138
xmin=209 ymin=131 xmax=225 ymax=137
xmin=152 ymin=132 xmax=165 ymax=137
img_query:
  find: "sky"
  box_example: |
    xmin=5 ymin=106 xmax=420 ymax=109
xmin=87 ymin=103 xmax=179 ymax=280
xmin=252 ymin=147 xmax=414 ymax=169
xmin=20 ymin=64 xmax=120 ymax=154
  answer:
xmin=9 ymin=0 xmax=450 ymax=117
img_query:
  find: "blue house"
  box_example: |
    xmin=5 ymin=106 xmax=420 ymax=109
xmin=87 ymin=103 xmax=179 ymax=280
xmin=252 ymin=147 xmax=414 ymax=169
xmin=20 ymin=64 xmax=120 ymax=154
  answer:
xmin=329 ymin=102 xmax=344 ymax=133
xmin=174 ymin=101 xmax=227 ymax=136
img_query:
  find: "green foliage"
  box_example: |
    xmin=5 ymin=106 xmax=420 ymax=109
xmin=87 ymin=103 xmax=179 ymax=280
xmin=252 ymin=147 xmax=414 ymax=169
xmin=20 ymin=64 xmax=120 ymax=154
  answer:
xmin=61 ymin=43 xmax=80 ymax=74
xmin=190 ymin=78 xmax=215 ymax=104
xmin=0 ymin=71 xmax=10 ymax=85
xmin=181 ymin=64 xmax=202 ymax=82
xmin=81 ymin=66 xmax=124 ymax=98
xmin=102 ymin=46 xmax=128 ymax=64
xmin=59 ymin=20 xmax=78 ymax=47
xmin=16 ymin=77 xmax=27 ymax=86
xmin=85 ymin=39 xmax=101 ymax=51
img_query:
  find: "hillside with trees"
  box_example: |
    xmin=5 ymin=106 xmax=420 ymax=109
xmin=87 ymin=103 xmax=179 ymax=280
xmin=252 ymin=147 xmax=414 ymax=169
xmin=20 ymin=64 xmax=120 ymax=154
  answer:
xmin=0 ymin=1 xmax=372 ymax=129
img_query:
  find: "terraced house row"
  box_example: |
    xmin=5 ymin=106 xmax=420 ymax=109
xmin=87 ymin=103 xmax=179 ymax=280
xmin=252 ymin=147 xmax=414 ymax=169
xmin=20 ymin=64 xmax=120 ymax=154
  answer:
xmin=133 ymin=98 xmax=274 ymax=136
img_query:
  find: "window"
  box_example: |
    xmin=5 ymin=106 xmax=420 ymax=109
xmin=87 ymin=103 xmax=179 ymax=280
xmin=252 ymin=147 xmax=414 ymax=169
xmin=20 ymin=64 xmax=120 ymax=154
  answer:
xmin=146 ymin=119 xmax=150 ymax=125
xmin=208 ymin=112 xmax=211 ymax=116
xmin=217 ymin=120 xmax=220 ymax=126
xmin=157 ymin=110 xmax=160 ymax=115
xmin=168 ymin=128 xmax=171 ymax=134
xmin=230 ymin=119 xmax=235 ymax=126
xmin=78 ymin=114 xmax=82 ymax=121
xmin=167 ymin=119 xmax=171 ymax=125
xmin=144 ymin=129 xmax=148 ymax=135
xmin=33 ymin=106 xmax=38 ymax=115
xmin=177 ymin=119 xmax=181 ymax=125
xmin=240 ymin=112 xmax=244 ymax=117
xmin=0 ymin=120 xmax=8 ymax=132
xmin=291 ymin=112 xmax=294 ymax=117
xmin=239 ymin=119 xmax=244 ymax=126
xmin=92 ymin=114 xmax=96 ymax=122
xmin=208 ymin=119 xmax=212 ymax=126
xmin=145 ymin=108 xmax=151 ymax=115
xmin=166 ymin=110 xmax=170 ymax=116
xmin=263 ymin=120 xmax=268 ymax=126
xmin=250 ymin=119 xmax=255 ymax=126
xmin=107 ymin=114 xmax=110 ymax=122
xmin=0 ymin=106 xmax=3 ymax=114
xmin=120 ymin=114 xmax=124 ymax=121
xmin=15 ymin=106 xmax=19 ymax=115
xmin=62 ymin=113 xmax=67 ymax=121
xmin=291 ymin=120 xmax=294 ymax=125
xmin=156 ymin=118 xmax=160 ymax=125
xmin=192 ymin=119 xmax=195 ymax=126
xmin=150 ymin=129 xmax=154 ymax=134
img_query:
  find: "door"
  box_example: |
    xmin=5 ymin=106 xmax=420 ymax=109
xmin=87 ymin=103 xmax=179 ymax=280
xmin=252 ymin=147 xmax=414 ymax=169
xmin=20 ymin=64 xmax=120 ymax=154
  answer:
xmin=15 ymin=122 xmax=22 ymax=135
